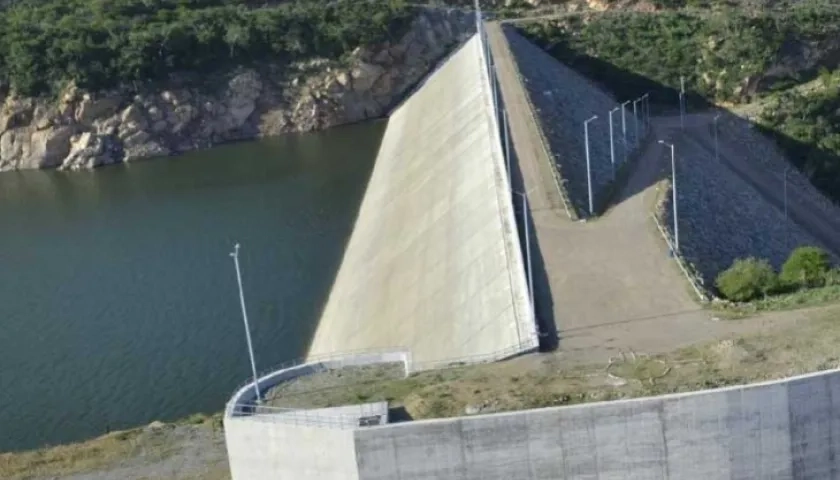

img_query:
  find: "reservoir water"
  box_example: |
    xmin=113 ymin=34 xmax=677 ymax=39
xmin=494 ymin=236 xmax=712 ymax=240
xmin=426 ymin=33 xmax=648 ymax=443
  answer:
xmin=0 ymin=122 xmax=383 ymax=452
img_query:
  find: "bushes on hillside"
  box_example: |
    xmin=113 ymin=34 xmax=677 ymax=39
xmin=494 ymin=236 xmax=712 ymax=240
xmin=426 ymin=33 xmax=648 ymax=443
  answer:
xmin=519 ymin=6 xmax=840 ymax=104
xmin=0 ymin=0 xmax=415 ymax=96
xmin=780 ymin=246 xmax=831 ymax=288
xmin=716 ymin=246 xmax=835 ymax=301
xmin=715 ymin=257 xmax=778 ymax=302
xmin=759 ymin=71 xmax=840 ymax=202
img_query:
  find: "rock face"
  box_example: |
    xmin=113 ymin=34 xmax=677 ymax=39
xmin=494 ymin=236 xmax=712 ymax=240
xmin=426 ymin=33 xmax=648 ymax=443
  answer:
xmin=0 ymin=11 xmax=472 ymax=172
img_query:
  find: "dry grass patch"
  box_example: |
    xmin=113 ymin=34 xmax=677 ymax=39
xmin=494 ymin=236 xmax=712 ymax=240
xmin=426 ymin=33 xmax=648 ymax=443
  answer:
xmin=0 ymin=414 xmax=222 ymax=480
xmin=267 ymin=310 xmax=840 ymax=418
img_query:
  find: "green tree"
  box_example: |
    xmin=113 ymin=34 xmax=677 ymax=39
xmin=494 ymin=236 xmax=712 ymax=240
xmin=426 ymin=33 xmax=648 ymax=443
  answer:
xmin=715 ymin=257 xmax=778 ymax=302
xmin=780 ymin=246 xmax=831 ymax=288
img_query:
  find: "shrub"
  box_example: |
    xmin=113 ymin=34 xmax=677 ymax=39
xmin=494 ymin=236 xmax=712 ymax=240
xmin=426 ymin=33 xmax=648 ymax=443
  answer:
xmin=0 ymin=0 xmax=415 ymax=96
xmin=780 ymin=246 xmax=831 ymax=288
xmin=715 ymin=257 xmax=777 ymax=302
xmin=825 ymin=268 xmax=840 ymax=286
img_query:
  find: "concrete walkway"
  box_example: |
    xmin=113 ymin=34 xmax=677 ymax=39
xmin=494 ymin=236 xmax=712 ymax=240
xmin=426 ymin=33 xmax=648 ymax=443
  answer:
xmin=307 ymin=34 xmax=536 ymax=367
xmin=487 ymin=22 xmax=711 ymax=363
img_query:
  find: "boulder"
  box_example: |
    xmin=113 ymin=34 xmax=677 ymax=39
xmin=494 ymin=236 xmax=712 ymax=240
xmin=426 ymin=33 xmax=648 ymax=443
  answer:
xmin=161 ymin=90 xmax=192 ymax=107
xmin=120 ymin=104 xmax=148 ymax=128
xmin=122 ymin=130 xmax=169 ymax=161
xmin=350 ymin=62 xmax=385 ymax=92
xmin=75 ymin=94 xmax=121 ymax=125
xmin=32 ymin=103 xmax=59 ymax=130
xmin=23 ymin=126 xmax=75 ymax=168
xmin=170 ymin=105 xmax=199 ymax=134
xmin=222 ymin=70 xmax=262 ymax=131
xmin=0 ymin=97 xmax=34 ymax=131
xmin=60 ymin=132 xmax=119 ymax=170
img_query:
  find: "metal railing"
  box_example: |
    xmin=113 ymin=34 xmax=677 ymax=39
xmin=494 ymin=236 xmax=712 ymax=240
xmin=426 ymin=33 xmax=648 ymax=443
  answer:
xmin=225 ymin=339 xmax=540 ymax=428
xmin=228 ymin=402 xmax=388 ymax=430
xmin=226 ymin=347 xmax=411 ymax=405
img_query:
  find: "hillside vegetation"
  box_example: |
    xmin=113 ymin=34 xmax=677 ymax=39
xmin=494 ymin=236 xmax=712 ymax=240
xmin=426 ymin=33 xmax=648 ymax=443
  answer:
xmin=758 ymin=70 xmax=840 ymax=197
xmin=519 ymin=5 xmax=840 ymax=104
xmin=0 ymin=0 xmax=414 ymax=96
xmin=520 ymin=4 xmax=840 ymax=202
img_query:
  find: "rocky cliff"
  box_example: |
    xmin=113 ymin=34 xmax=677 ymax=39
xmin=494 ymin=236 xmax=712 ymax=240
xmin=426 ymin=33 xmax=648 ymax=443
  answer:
xmin=0 ymin=11 xmax=471 ymax=171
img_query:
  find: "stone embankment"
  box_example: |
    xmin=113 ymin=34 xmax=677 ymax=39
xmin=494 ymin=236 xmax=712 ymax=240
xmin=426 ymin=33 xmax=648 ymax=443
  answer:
xmin=720 ymin=114 xmax=840 ymax=219
xmin=659 ymin=134 xmax=832 ymax=284
xmin=0 ymin=11 xmax=470 ymax=171
xmin=502 ymin=26 xmax=640 ymax=217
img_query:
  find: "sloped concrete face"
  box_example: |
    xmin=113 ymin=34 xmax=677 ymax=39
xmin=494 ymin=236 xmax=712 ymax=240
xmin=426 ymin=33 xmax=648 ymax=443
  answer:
xmin=307 ymin=34 xmax=535 ymax=366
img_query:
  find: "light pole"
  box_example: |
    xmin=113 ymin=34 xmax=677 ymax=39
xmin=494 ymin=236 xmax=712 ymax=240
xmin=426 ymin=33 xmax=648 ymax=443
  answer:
xmin=503 ymin=109 xmax=511 ymax=183
xmin=513 ymin=190 xmax=534 ymax=316
xmin=609 ymin=107 xmax=619 ymax=181
xmin=679 ymin=76 xmax=686 ymax=131
xmin=584 ymin=115 xmax=598 ymax=216
xmin=633 ymin=98 xmax=641 ymax=148
xmin=490 ymin=57 xmax=498 ymax=118
xmin=658 ymin=141 xmax=679 ymax=252
xmin=230 ymin=243 xmax=261 ymax=404
xmin=783 ymin=166 xmax=789 ymax=220
xmin=713 ymin=114 xmax=721 ymax=162
xmin=641 ymin=93 xmax=650 ymax=134
xmin=621 ymin=100 xmax=631 ymax=163
xmin=783 ymin=166 xmax=790 ymax=250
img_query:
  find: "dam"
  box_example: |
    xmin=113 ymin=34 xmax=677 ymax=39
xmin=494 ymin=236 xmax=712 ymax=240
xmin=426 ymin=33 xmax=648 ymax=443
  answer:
xmin=305 ymin=33 xmax=538 ymax=366
xmin=224 ymin=9 xmax=840 ymax=480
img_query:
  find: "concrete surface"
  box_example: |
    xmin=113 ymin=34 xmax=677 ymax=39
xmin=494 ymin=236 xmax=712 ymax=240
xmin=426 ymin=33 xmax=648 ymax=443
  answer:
xmin=307 ymin=33 xmax=536 ymax=366
xmin=353 ymin=368 xmax=840 ymax=479
xmin=225 ymin=417 xmax=359 ymax=480
xmin=226 ymin=365 xmax=840 ymax=480
xmin=486 ymin=22 xmax=710 ymax=364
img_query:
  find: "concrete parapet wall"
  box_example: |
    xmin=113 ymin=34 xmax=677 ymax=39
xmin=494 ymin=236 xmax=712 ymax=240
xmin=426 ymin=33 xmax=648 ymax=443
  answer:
xmin=225 ymin=417 xmax=359 ymax=480
xmin=352 ymin=368 xmax=840 ymax=479
xmin=226 ymin=363 xmax=840 ymax=479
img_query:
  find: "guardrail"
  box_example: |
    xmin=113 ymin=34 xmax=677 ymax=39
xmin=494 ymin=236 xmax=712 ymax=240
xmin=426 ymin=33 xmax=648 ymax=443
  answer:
xmin=228 ymin=402 xmax=387 ymax=430
xmin=226 ymin=347 xmax=411 ymax=406
xmin=225 ymin=339 xmax=540 ymax=427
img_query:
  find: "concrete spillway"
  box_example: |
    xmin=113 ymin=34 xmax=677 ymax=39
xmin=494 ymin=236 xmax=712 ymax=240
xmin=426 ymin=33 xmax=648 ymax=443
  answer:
xmin=306 ymin=34 xmax=536 ymax=366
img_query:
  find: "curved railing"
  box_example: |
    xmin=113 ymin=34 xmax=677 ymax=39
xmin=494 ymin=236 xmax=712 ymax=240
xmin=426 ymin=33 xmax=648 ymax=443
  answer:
xmin=225 ymin=338 xmax=539 ymax=427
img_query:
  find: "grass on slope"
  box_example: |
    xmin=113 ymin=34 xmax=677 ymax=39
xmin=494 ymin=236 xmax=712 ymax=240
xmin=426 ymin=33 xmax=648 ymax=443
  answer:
xmin=713 ymin=284 xmax=840 ymax=318
xmin=5 ymin=307 xmax=840 ymax=478
xmin=267 ymin=307 xmax=840 ymax=419
xmin=0 ymin=413 xmax=225 ymax=480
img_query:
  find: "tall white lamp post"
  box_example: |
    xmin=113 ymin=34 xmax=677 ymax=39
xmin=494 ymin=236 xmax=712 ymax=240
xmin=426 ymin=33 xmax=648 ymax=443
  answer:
xmin=513 ymin=190 xmax=534 ymax=316
xmin=609 ymin=107 xmax=619 ymax=181
xmin=230 ymin=243 xmax=261 ymax=404
xmin=584 ymin=115 xmax=598 ymax=216
xmin=658 ymin=141 xmax=679 ymax=252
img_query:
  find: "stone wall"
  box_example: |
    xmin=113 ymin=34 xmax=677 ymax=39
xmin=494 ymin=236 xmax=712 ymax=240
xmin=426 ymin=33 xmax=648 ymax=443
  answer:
xmin=0 ymin=10 xmax=472 ymax=171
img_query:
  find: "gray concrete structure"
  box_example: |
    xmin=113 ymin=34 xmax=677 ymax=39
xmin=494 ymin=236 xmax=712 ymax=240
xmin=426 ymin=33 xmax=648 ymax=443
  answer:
xmin=307 ymin=33 xmax=537 ymax=366
xmin=227 ymin=361 xmax=840 ymax=479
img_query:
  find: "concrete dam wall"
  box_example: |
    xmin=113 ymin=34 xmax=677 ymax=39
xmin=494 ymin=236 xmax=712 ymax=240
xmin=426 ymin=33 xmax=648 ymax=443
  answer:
xmin=306 ymin=33 xmax=537 ymax=366
xmin=226 ymin=365 xmax=840 ymax=479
